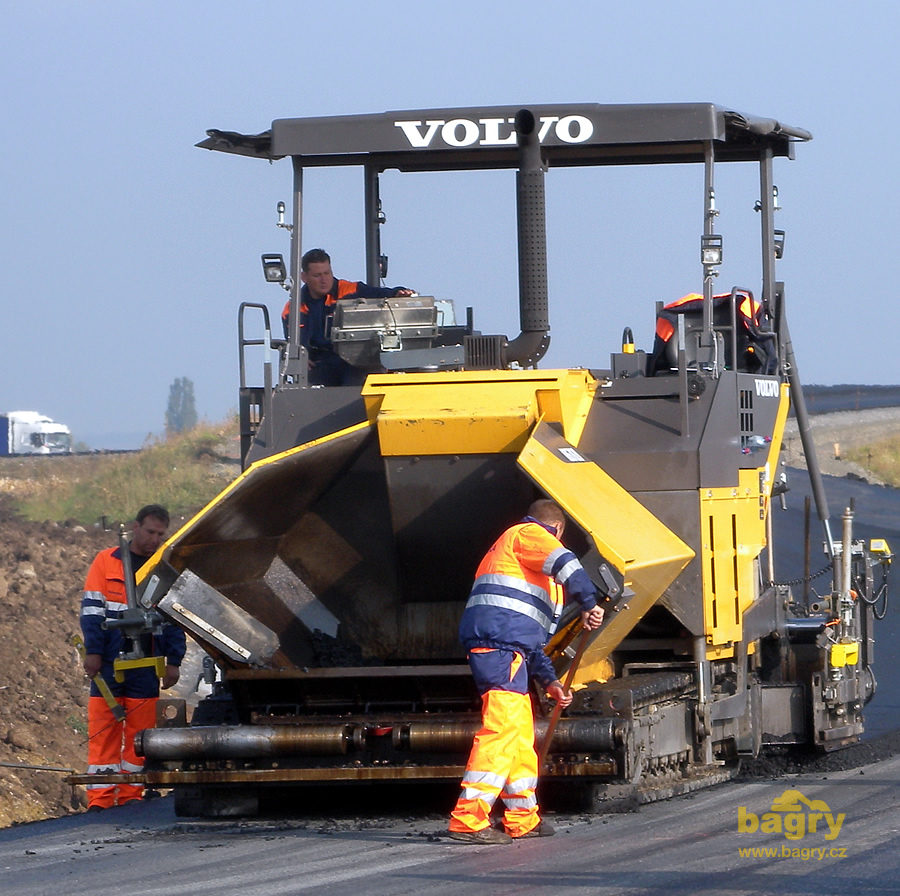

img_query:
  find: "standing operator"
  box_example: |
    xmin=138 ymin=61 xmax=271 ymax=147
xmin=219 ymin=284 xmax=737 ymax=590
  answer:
xmin=448 ymin=499 xmax=604 ymax=844
xmin=79 ymin=504 xmax=186 ymax=810
xmin=281 ymin=248 xmax=415 ymax=386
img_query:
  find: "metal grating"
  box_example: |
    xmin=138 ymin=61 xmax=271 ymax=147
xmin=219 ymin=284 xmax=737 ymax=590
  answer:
xmin=464 ymin=334 xmax=506 ymax=370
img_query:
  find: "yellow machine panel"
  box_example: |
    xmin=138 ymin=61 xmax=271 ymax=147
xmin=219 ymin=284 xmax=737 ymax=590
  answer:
xmin=517 ymin=420 xmax=695 ymax=686
xmin=698 ymin=384 xmax=790 ymax=658
xmin=362 ymin=369 xmax=596 ymax=456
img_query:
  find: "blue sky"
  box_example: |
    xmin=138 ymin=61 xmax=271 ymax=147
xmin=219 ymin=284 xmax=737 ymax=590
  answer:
xmin=2 ymin=2 xmax=897 ymax=447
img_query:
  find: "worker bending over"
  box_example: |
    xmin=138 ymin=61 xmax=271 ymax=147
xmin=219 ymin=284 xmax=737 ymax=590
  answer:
xmin=449 ymin=499 xmax=604 ymax=844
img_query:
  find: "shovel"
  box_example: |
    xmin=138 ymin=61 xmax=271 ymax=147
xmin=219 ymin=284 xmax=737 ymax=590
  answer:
xmin=537 ymin=626 xmax=591 ymax=768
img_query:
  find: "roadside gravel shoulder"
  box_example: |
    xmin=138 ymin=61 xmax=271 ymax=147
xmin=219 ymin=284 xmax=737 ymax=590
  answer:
xmin=782 ymin=407 xmax=900 ymax=486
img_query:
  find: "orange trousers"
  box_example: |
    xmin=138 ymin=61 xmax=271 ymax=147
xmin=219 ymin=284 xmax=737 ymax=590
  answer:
xmin=448 ymin=688 xmax=541 ymax=838
xmin=86 ymin=695 xmax=157 ymax=809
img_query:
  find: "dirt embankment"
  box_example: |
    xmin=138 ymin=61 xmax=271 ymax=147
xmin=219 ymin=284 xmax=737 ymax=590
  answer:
xmin=0 ymin=503 xmax=115 ymax=826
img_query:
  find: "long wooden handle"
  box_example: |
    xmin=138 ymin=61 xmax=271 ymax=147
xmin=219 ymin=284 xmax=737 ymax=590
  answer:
xmin=537 ymin=627 xmax=592 ymax=768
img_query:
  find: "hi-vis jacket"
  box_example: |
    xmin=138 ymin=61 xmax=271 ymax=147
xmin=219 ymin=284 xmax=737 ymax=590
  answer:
xmin=281 ymin=279 xmax=405 ymax=348
xmin=80 ymin=547 xmax=186 ymax=696
xmin=458 ymin=517 xmax=598 ymax=687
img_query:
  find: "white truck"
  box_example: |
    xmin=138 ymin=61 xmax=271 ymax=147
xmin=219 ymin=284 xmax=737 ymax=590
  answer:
xmin=0 ymin=411 xmax=72 ymax=456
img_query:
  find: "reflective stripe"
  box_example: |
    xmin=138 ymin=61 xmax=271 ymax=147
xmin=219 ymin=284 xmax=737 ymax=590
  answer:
xmin=81 ymin=591 xmax=106 ymax=617
xmin=461 ymin=786 xmax=497 ymax=802
xmin=121 ymin=760 xmax=143 ymax=773
xmin=81 ymin=605 xmax=106 ymax=617
xmin=500 ymin=795 xmax=538 ymax=810
xmin=88 ymin=764 xmax=121 ymax=774
xmin=544 ymin=548 xmax=584 ymax=588
xmin=84 ymin=608 xmax=126 ymax=620
xmin=451 ymin=686 xmax=539 ymax=836
xmin=462 ymin=769 xmax=507 ymax=790
xmin=469 ymin=572 xmax=555 ymax=628
xmin=554 ymin=558 xmax=581 ymax=585
xmin=542 ymin=547 xmax=569 ymax=576
xmin=505 ymin=776 xmax=539 ymax=794
xmin=472 ymin=572 xmax=550 ymax=606
xmin=83 ymin=591 xmax=126 ymax=618
xmin=466 ymin=593 xmax=552 ymax=628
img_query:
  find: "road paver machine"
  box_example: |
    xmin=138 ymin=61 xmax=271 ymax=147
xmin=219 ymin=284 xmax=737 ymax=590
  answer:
xmin=71 ymin=103 xmax=891 ymax=815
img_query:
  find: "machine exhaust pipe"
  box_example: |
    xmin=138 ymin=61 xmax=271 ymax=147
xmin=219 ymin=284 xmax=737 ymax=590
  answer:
xmin=506 ymin=108 xmax=550 ymax=366
xmin=778 ymin=288 xmax=835 ymax=557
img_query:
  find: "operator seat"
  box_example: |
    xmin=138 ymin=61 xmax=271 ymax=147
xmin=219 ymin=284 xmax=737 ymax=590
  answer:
xmin=648 ymin=291 xmax=777 ymax=376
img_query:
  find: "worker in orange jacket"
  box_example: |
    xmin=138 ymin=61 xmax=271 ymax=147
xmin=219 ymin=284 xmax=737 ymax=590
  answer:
xmin=448 ymin=499 xmax=604 ymax=844
xmin=79 ymin=504 xmax=185 ymax=810
xmin=281 ymin=248 xmax=415 ymax=386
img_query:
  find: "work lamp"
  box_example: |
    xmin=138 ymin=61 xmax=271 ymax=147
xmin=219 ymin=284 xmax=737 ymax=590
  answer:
xmin=261 ymin=254 xmax=287 ymax=283
xmin=700 ymin=234 xmax=723 ymax=266
xmin=774 ymin=230 xmax=785 ymax=260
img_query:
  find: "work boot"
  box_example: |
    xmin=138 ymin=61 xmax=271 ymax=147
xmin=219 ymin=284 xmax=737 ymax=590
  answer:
xmin=448 ymin=827 xmax=512 ymax=844
xmin=514 ymin=820 xmax=556 ymax=839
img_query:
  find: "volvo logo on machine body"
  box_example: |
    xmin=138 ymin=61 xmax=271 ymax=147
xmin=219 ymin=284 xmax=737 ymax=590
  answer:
xmin=394 ymin=115 xmax=594 ymax=149
xmin=754 ymin=378 xmax=780 ymax=398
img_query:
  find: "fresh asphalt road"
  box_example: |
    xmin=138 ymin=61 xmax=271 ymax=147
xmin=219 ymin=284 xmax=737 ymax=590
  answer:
xmin=773 ymin=468 xmax=900 ymax=739
xmin=1 ymin=755 xmax=899 ymax=896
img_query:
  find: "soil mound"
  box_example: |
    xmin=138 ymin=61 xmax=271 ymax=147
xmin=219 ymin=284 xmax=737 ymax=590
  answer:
xmin=0 ymin=497 xmax=117 ymax=826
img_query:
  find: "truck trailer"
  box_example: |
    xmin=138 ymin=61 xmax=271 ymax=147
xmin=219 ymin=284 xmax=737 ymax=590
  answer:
xmin=0 ymin=411 xmax=72 ymax=456
xmin=68 ymin=103 xmax=892 ymax=816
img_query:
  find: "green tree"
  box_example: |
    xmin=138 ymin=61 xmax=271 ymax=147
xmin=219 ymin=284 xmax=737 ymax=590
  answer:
xmin=165 ymin=377 xmax=198 ymax=435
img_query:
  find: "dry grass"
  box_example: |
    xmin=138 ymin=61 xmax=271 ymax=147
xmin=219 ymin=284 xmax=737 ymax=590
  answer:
xmin=0 ymin=420 xmax=240 ymax=526
xmin=846 ymin=435 xmax=900 ymax=488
